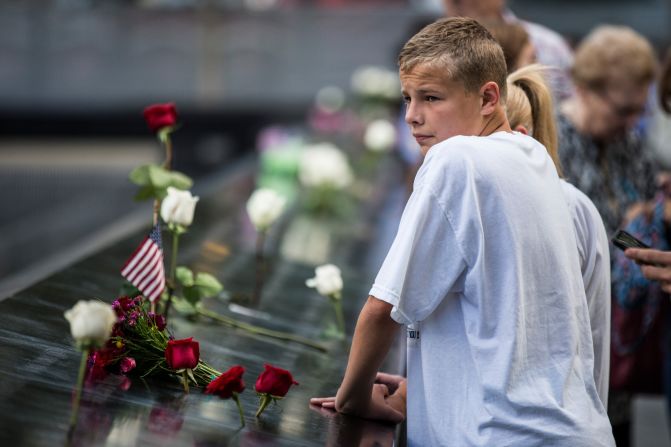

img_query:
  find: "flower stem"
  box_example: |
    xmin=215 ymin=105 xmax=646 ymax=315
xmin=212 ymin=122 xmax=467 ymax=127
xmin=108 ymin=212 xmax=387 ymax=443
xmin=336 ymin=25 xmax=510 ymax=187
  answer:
xmin=163 ymin=134 xmax=173 ymax=170
xmin=182 ymin=369 xmax=189 ymax=393
xmin=251 ymin=230 xmax=267 ymax=307
xmin=331 ymin=297 xmax=345 ymax=336
xmin=255 ymin=394 xmax=272 ymax=418
xmin=233 ymin=394 xmax=245 ymax=426
xmin=164 ymin=231 xmax=180 ymax=321
xmin=69 ymin=348 xmax=89 ymax=431
xmin=197 ymin=307 xmax=328 ymax=352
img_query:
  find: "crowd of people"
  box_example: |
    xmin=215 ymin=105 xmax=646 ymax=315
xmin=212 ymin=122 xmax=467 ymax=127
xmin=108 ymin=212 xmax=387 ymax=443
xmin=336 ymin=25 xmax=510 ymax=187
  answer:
xmin=312 ymin=1 xmax=671 ymax=446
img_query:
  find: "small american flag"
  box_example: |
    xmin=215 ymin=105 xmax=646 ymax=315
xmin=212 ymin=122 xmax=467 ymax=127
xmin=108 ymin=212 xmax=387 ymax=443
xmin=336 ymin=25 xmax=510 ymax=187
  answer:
xmin=121 ymin=224 xmax=165 ymax=303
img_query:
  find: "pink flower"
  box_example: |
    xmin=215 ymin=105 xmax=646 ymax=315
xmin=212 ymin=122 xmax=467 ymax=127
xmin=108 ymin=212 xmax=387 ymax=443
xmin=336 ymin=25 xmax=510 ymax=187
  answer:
xmin=120 ymin=357 xmax=136 ymax=374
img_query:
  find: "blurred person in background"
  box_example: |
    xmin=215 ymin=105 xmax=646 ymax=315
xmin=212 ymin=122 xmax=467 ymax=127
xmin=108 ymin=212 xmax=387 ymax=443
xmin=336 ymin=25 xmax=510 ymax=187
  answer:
xmin=442 ymin=0 xmax=574 ymax=101
xmin=557 ymin=25 xmax=660 ymax=446
xmin=645 ymin=47 xmax=671 ymax=168
xmin=484 ymin=21 xmax=536 ymax=74
xmin=619 ymin=46 xmax=671 ymax=439
xmin=506 ymin=64 xmax=611 ymax=408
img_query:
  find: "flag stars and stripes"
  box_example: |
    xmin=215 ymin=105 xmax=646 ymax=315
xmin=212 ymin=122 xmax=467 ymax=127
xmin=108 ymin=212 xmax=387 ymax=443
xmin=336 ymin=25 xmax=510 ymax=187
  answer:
xmin=121 ymin=225 xmax=166 ymax=302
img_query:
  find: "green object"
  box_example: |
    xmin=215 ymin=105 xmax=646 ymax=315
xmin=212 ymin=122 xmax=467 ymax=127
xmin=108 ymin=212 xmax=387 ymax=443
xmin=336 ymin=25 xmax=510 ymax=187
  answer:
xmin=129 ymin=164 xmax=193 ymax=201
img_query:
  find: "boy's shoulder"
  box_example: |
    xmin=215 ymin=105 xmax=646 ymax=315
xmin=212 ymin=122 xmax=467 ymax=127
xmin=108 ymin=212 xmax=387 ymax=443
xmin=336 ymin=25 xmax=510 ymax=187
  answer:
xmin=426 ymin=132 xmax=534 ymax=166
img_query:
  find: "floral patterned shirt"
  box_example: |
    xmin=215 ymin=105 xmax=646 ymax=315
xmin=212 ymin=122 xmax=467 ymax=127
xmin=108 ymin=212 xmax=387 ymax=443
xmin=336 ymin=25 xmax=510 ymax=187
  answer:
xmin=557 ymin=113 xmax=658 ymax=235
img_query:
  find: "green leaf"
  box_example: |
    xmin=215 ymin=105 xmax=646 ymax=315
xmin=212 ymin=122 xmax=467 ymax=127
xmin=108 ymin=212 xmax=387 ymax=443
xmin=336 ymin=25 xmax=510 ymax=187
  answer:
xmin=193 ymin=272 xmax=223 ymax=297
xmin=148 ymin=165 xmax=172 ymax=190
xmin=129 ymin=164 xmax=194 ymax=201
xmin=183 ymin=287 xmax=200 ymax=304
xmin=176 ymin=266 xmax=194 ymax=287
xmin=133 ymin=185 xmax=157 ymax=201
xmin=129 ymin=165 xmax=151 ymax=185
xmin=182 ymin=272 xmax=223 ymax=304
xmin=171 ymin=296 xmax=198 ymax=316
xmin=168 ymin=171 xmax=193 ymax=191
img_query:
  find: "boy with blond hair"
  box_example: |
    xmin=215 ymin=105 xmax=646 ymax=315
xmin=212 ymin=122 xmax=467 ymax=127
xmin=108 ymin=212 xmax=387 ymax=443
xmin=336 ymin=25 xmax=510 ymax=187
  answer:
xmin=312 ymin=17 xmax=614 ymax=446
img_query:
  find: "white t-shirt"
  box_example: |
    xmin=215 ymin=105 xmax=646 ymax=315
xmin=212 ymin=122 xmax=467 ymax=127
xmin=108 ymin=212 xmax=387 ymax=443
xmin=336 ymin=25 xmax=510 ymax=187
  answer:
xmin=560 ymin=180 xmax=611 ymax=407
xmin=370 ymin=132 xmax=614 ymax=447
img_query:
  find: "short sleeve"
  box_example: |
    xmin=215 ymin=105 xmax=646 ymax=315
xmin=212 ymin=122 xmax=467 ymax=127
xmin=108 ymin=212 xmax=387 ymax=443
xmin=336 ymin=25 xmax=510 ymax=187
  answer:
xmin=370 ymin=183 xmax=468 ymax=325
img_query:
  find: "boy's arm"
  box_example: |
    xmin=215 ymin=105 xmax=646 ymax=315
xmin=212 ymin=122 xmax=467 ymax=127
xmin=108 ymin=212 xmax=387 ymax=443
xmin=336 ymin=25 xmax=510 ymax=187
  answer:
xmin=334 ymin=295 xmax=404 ymax=422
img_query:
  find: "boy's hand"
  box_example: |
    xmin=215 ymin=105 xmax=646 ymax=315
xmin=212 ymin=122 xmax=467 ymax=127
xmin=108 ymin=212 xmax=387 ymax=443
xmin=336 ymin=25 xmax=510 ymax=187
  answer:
xmin=310 ymin=383 xmax=405 ymax=424
xmin=385 ymin=379 xmax=407 ymax=419
xmin=366 ymin=383 xmax=405 ymax=423
xmin=375 ymin=372 xmax=406 ymax=394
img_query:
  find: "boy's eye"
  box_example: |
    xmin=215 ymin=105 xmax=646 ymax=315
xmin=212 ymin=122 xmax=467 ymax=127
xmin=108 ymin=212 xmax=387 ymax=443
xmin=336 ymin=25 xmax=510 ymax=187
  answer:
xmin=402 ymin=96 xmax=411 ymax=104
xmin=425 ymin=96 xmax=439 ymax=102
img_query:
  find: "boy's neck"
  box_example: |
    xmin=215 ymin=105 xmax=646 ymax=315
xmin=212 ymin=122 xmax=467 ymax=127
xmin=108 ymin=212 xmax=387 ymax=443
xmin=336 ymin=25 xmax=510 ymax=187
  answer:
xmin=478 ymin=108 xmax=512 ymax=136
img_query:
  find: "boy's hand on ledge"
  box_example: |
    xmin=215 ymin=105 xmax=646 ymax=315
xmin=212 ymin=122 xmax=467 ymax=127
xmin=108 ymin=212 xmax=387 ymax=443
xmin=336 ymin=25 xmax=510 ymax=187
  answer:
xmin=375 ymin=372 xmax=406 ymax=394
xmin=310 ymin=383 xmax=404 ymax=424
xmin=385 ymin=379 xmax=407 ymax=419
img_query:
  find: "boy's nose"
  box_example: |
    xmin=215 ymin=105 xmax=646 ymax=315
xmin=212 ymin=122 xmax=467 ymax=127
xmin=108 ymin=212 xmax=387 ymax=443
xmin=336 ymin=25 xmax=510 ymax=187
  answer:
xmin=404 ymin=104 xmax=423 ymax=126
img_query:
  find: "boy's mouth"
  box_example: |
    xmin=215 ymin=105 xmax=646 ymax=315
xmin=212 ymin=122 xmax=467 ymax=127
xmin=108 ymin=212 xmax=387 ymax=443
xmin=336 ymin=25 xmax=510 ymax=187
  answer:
xmin=413 ymin=134 xmax=431 ymax=144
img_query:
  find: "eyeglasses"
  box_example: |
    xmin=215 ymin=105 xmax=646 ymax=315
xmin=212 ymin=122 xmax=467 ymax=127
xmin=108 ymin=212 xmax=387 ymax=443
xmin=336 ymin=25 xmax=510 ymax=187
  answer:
xmin=595 ymin=89 xmax=647 ymax=119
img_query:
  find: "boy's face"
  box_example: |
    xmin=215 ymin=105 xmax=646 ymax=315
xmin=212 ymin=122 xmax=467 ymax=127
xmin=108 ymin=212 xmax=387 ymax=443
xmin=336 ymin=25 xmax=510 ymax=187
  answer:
xmin=401 ymin=64 xmax=484 ymax=155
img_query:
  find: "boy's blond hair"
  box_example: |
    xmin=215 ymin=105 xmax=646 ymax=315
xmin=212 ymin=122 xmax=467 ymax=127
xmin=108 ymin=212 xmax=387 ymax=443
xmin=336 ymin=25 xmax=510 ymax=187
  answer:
xmin=571 ymin=25 xmax=656 ymax=91
xmin=398 ymin=17 xmax=508 ymax=100
xmin=506 ymin=64 xmax=562 ymax=176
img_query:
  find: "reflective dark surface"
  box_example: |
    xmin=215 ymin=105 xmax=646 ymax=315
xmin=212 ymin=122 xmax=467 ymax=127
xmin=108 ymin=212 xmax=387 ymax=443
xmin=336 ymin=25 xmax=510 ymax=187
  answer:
xmin=0 ymin=157 xmax=406 ymax=446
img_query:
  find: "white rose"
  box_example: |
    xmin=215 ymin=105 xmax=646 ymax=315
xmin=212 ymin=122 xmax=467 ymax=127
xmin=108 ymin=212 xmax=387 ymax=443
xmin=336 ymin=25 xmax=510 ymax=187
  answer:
xmin=306 ymin=264 xmax=343 ymax=298
xmin=298 ymin=143 xmax=353 ymax=189
xmin=64 ymin=300 xmax=117 ymax=348
xmin=364 ymin=119 xmax=397 ymax=152
xmin=160 ymin=187 xmax=199 ymax=227
xmin=246 ymin=188 xmax=287 ymax=231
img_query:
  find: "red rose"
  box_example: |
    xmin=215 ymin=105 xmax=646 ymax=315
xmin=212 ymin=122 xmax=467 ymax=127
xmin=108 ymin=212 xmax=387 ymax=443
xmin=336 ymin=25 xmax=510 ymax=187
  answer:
xmin=143 ymin=103 xmax=177 ymax=132
xmin=165 ymin=337 xmax=200 ymax=370
xmin=205 ymin=365 xmax=246 ymax=399
xmin=254 ymin=364 xmax=298 ymax=397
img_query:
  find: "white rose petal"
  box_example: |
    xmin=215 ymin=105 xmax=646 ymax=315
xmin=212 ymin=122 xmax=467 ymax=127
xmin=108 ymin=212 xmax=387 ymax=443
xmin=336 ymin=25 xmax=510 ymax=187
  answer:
xmin=364 ymin=119 xmax=397 ymax=152
xmin=64 ymin=300 xmax=117 ymax=348
xmin=160 ymin=187 xmax=199 ymax=227
xmin=305 ymin=264 xmax=343 ymax=297
xmin=246 ymin=188 xmax=287 ymax=231
xmin=298 ymin=143 xmax=353 ymax=189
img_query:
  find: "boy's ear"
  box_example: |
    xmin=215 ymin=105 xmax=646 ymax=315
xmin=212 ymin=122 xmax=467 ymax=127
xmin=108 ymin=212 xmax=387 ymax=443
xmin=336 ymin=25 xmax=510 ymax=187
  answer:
xmin=479 ymin=81 xmax=501 ymax=116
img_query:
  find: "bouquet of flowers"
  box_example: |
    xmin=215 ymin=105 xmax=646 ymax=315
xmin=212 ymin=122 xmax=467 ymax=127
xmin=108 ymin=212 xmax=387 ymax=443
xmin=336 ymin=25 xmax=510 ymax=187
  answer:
xmin=87 ymin=295 xmax=219 ymax=390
